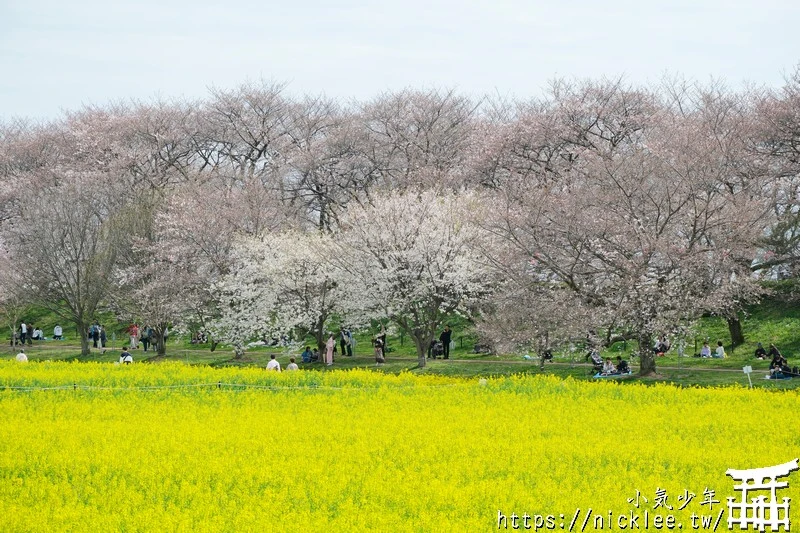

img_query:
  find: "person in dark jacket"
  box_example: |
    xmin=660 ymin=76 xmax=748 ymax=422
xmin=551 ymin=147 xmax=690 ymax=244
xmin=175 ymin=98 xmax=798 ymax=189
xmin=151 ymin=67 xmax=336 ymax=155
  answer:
xmin=439 ymin=325 xmax=453 ymax=360
xmin=754 ymin=343 xmax=767 ymax=360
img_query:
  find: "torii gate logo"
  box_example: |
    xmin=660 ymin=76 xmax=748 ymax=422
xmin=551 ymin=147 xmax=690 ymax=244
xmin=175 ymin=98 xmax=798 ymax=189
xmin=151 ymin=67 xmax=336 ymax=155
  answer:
xmin=727 ymin=459 xmax=798 ymax=532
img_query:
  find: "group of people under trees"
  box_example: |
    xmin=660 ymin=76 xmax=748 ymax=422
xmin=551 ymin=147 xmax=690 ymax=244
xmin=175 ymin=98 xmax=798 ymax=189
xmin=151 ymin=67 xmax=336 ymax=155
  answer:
xmin=587 ymin=349 xmax=630 ymax=376
xmin=9 ymin=321 xmax=47 ymax=346
xmin=614 ymin=334 xmax=798 ymax=378
xmin=8 ymin=321 xmax=167 ymax=352
xmin=699 ymin=340 xmax=727 ymax=358
xmin=753 ymin=343 xmax=799 ymax=378
xmin=295 ymin=327 xmax=364 ymax=367
xmin=294 ymin=325 xmax=452 ymax=367
xmin=88 ymin=323 xmax=164 ymax=353
xmin=125 ymin=324 xmax=165 ymax=352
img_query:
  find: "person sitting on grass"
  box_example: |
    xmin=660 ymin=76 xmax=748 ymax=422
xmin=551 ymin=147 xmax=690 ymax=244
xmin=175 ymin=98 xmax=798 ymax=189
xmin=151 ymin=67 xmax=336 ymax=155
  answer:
xmin=713 ymin=341 xmax=726 ymax=359
xmin=286 ymin=357 xmax=299 ymax=371
xmin=266 ymin=354 xmax=281 ymax=372
xmin=770 ymin=355 xmax=790 ymax=378
xmin=16 ymin=349 xmax=28 ymax=362
xmin=602 ymin=357 xmax=616 ymax=375
xmin=769 ymin=351 xmax=788 ymax=372
xmin=119 ymin=347 xmax=133 ymax=365
xmin=700 ymin=341 xmax=712 ymax=358
xmin=754 ymin=343 xmax=767 ymax=360
xmin=616 ymin=356 xmax=629 ymax=374
xmin=300 ymin=346 xmax=313 ymax=363
xmin=768 ymin=343 xmax=782 ymax=361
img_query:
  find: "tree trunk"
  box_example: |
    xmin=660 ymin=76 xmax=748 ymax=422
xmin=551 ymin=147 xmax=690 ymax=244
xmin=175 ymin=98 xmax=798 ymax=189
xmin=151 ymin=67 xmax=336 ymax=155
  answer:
xmin=638 ymin=334 xmax=656 ymax=376
xmin=314 ymin=312 xmax=326 ymax=352
xmin=156 ymin=334 xmax=166 ymax=356
xmin=727 ymin=315 xmax=745 ymax=349
xmin=78 ymin=321 xmax=90 ymax=356
xmin=538 ymin=333 xmax=550 ymax=370
xmin=153 ymin=322 xmax=168 ymax=356
xmin=412 ymin=331 xmax=427 ymax=368
xmin=233 ymin=342 xmax=246 ymax=359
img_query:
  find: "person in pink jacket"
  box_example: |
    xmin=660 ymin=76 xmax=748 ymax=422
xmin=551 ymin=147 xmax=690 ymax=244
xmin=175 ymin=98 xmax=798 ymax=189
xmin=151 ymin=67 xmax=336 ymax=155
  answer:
xmin=325 ymin=334 xmax=335 ymax=366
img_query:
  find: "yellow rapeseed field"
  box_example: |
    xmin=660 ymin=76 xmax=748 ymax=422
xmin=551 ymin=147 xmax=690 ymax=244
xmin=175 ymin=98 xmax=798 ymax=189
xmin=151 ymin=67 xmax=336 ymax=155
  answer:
xmin=1 ymin=361 xmax=798 ymax=532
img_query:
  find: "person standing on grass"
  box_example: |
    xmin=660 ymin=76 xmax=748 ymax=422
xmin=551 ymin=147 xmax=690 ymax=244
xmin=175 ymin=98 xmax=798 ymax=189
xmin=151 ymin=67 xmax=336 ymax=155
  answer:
xmin=325 ymin=334 xmax=335 ymax=366
xmin=374 ymin=336 xmax=385 ymax=365
xmin=266 ymin=354 xmax=281 ymax=371
xmin=340 ymin=327 xmax=353 ymax=357
xmin=140 ymin=326 xmax=152 ymax=352
xmin=379 ymin=325 xmax=387 ymax=354
xmin=53 ymin=324 xmax=63 ymax=340
xmin=128 ymin=323 xmax=139 ymax=349
xmin=100 ymin=325 xmax=107 ymax=349
xmin=286 ymin=357 xmax=299 ymax=371
xmin=91 ymin=321 xmax=100 ymax=348
xmin=439 ymin=325 xmax=452 ymax=359
xmin=20 ymin=321 xmax=30 ymax=345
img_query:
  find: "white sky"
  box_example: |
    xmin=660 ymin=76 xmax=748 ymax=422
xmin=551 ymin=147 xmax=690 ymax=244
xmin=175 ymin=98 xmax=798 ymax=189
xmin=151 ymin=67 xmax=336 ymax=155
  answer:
xmin=1 ymin=0 xmax=799 ymax=121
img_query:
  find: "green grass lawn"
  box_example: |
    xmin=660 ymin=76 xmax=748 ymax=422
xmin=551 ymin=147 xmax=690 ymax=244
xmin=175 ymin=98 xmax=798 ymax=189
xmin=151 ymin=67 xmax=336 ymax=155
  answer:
xmin=4 ymin=294 xmax=800 ymax=390
xmin=1 ymin=333 xmax=796 ymax=390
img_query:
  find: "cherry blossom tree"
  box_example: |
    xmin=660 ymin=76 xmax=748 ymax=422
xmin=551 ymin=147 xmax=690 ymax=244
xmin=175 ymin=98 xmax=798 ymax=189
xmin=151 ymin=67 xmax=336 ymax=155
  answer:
xmin=0 ymin=239 xmax=27 ymax=345
xmin=329 ymin=190 xmax=492 ymax=367
xmin=359 ymin=89 xmax=479 ymax=191
xmin=149 ymin=180 xmax=300 ymax=350
xmin=7 ymin=175 xmax=131 ymax=355
xmin=281 ymin=96 xmax=377 ymax=231
xmin=198 ymin=80 xmax=291 ymax=185
xmin=472 ymin=227 xmax=596 ymax=365
xmin=478 ymin=80 xmax=769 ymax=375
xmin=212 ymin=231 xmax=341 ymax=357
xmin=750 ymin=66 xmax=800 ymax=279
xmin=114 ymin=239 xmax=197 ymax=357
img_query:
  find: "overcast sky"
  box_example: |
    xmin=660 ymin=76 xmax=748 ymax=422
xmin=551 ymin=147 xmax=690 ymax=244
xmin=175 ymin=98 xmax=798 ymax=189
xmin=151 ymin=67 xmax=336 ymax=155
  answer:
xmin=1 ymin=0 xmax=798 ymax=121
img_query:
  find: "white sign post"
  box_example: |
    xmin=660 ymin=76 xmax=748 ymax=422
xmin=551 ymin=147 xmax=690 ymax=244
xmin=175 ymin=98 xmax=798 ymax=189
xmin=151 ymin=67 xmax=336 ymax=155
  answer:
xmin=743 ymin=365 xmax=753 ymax=388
